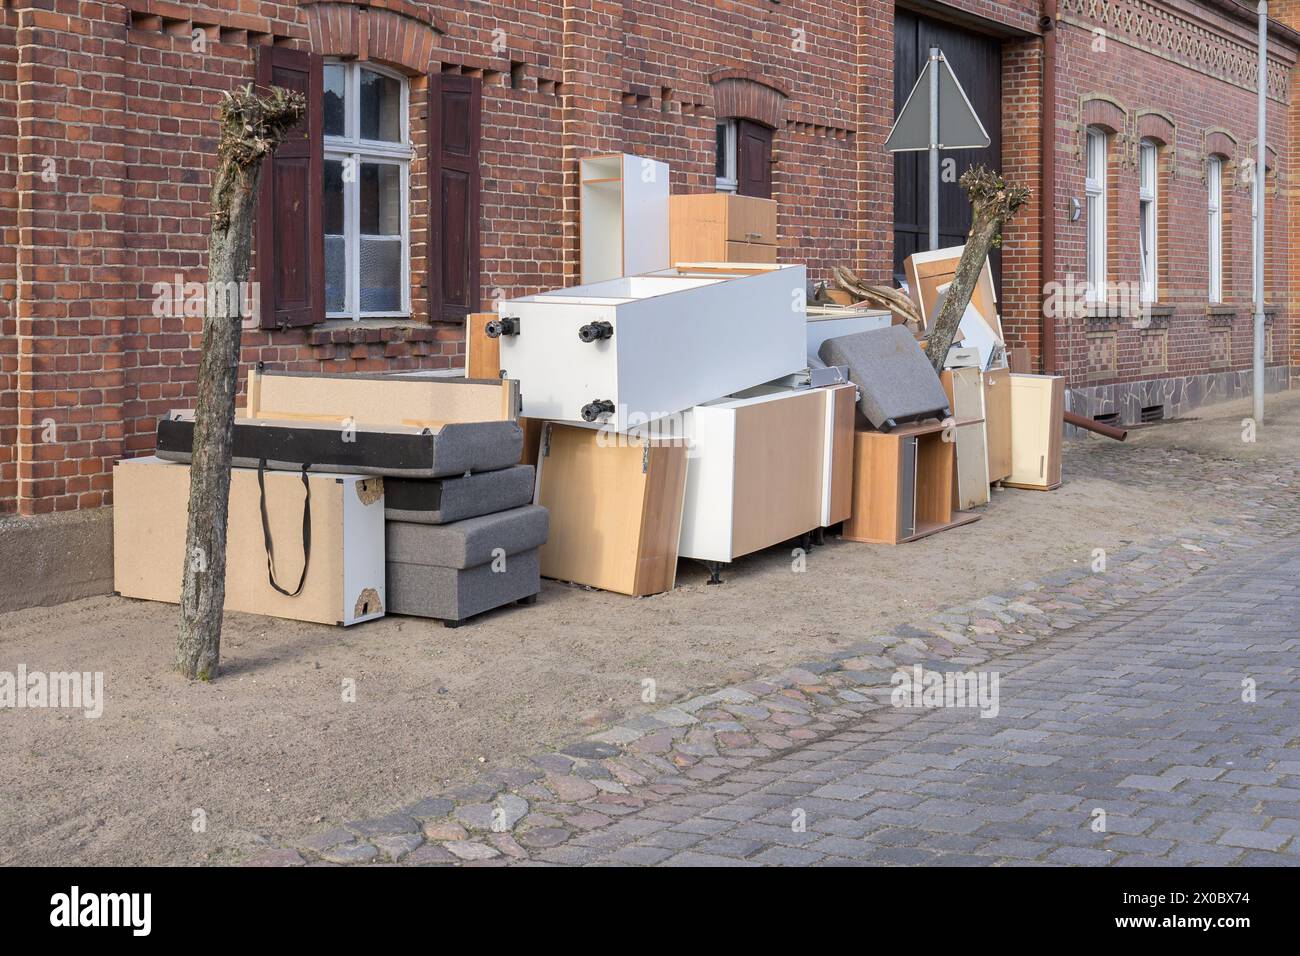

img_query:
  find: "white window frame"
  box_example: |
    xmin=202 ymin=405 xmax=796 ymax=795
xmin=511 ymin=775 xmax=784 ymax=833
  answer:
xmin=1207 ymin=156 xmax=1223 ymax=303
xmin=324 ymin=60 xmax=413 ymax=321
xmin=716 ymin=119 xmax=738 ymax=193
xmin=1138 ymin=140 xmax=1158 ymax=303
xmin=1085 ymin=127 xmax=1107 ymax=303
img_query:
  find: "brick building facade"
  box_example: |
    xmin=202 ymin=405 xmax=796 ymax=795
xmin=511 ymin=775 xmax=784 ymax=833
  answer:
xmin=0 ymin=0 xmax=1297 ymax=601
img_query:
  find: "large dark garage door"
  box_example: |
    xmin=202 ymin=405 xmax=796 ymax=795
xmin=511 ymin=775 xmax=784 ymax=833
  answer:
xmin=893 ymin=9 xmax=1002 ymax=291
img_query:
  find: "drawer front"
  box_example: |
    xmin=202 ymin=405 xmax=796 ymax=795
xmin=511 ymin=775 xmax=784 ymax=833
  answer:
xmin=725 ymin=195 xmax=778 ymax=245
xmin=722 ymin=240 xmax=778 ymax=264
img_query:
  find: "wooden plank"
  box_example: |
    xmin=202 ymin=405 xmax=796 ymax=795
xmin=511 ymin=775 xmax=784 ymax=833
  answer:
xmin=983 ymin=366 xmax=1012 ymax=482
xmin=941 ymin=367 xmax=990 ymax=509
xmin=250 ymin=372 xmax=515 ymax=426
xmin=466 ymin=312 xmax=500 ymax=380
xmin=826 ymin=384 xmax=856 ymax=525
xmin=535 ymin=423 xmax=685 ymax=596
xmin=913 ymin=431 xmax=955 ymax=528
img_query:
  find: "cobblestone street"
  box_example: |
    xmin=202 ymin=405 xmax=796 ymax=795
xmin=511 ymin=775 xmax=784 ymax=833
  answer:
xmin=541 ymin=539 xmax=1300 ymax=866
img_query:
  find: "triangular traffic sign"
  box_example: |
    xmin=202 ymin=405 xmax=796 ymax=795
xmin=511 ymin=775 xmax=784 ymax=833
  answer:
xmin=885 ymin=52 xmax=991 ymax=152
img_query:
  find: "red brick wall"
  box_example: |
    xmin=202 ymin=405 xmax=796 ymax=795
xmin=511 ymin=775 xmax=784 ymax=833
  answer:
xmin=1049 ymin=1 xmax=1294 ymax=386
xmin=0 ymin=0 xmax=1293 ymax=517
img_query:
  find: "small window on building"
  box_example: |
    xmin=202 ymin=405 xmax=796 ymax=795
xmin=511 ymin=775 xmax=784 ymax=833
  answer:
xmin=1207 ymin=156 xmax=1223 ymax=302
xmin=716 ymin=119 xmax=738 ymax=193
xmin=1085 ymin=127 xmax=1107 ymax=302
xmin=1138 ymin=140 xmax=1158 ymax=303
xmin=323 ymin=61 xmax=412 ymax=320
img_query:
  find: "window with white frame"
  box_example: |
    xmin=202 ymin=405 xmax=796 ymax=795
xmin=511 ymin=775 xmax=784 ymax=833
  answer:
xmin=1207 ymin=155 xmax=1223 ymax=302
xmin=323 ymin=61 xmax=412 ymax=320
xmin=715 ymin=119 xmax=738 ymax=193
xmin=1085 ymin=127 xmax=1107 ymax=302
xmin=1138 ymin=140 xmax=1158 ymax=303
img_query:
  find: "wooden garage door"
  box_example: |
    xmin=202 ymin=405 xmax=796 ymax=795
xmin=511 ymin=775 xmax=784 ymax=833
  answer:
xmin=893 ymin=10 xmax=1002 ymax=292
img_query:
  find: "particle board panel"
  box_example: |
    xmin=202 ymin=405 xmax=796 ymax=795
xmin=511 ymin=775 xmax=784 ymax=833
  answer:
xmin=466 ymin=311 xmax=501 ymax=380
xmin=534 ymin=423 xmax=686 ymax=596
xmin=1006 ymin=373 xmax=1064 ymax=490
xmin=246 ymin=369 xmax=518 ymax=426
xmin=983 ymin=366 xmax=1012 ymax=482
xmin=824 ymin=383 xmax=857 ymax=526
xmin=669 ymin=193 xmax=777 ymax=267
xmin=941 ymin=367 xmax=991 ymax=510
xmin=904 ymin=246 xmax=1000 ymax=338
xmin=113 ymin=457 xmax=385 ymax=625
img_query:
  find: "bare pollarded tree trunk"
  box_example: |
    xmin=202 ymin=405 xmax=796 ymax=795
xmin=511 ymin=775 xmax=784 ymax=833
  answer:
xmin=923 ymin=166 xmax=1030 ymax=373
xmin=176 ymin=84 xmax=305 ymax=682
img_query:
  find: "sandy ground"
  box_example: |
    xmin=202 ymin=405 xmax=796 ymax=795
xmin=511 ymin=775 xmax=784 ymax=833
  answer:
xmin=2 ymin=390 xmax=1297 ymax=866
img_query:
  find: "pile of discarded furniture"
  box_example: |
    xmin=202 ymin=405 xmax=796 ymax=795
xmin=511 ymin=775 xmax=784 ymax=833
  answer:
xmin=112 ymin=151 xmax=1065 ymax=625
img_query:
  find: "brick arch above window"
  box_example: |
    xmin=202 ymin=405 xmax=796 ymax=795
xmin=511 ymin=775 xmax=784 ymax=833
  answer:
xmin=1203 ymin=128 xmax=1237 ymax=162
xmin=710 ymin=70 xmax=788 ymax=129
xmin=1135 ymin=110 xmax=1175 ymax=148
xmin=1080 ymin=95 xmax=1126 ymax=135
xmin=305 ymin=1 xmax=442 ymax=73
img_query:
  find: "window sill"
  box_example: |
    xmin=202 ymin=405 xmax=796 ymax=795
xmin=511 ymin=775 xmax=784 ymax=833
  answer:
xmin=308 ymin=319 xmax=440 ymax=347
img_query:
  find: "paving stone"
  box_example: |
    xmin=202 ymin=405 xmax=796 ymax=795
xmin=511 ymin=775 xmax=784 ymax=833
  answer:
xmin=320 ymin=841 xmax=379 ymax=864
xmin=442 ymin=840 xmax=501 ymax=861
xmin=373 ymin=833 xmax=424 ymax=862
xmin=516 ymin=827 xmax=571 ymax=849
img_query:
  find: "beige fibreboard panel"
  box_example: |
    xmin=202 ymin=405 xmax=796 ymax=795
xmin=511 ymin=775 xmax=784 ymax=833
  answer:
xmin=678 ymin=386 xmax=827 ymax=563
xmin=535 ymin=423 xmax=687 ymax=596
xmin=246 ymin=370 xmax=518 ymax=427
xmin=113 ymin=457 xmax=385 ymax=625
xmin=941 ymin=367 xmax=991 ymax=510
xmin=1006 ymin=373 xmax=1064 ymax=491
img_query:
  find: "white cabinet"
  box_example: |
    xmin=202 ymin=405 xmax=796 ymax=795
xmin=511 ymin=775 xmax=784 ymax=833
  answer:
xmin=580 ymin=154 xmax=670 ymax=283
xmin=497 ymin=265 xmax=807 ymax=432
xmin=677 ymin=383 xmax=854 ymax=565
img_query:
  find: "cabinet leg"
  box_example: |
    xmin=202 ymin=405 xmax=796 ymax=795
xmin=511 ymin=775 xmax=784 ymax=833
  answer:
xmin=813 ymin=527 xmax=825 ymax=547
xmin=699 ymin=560 xmax=724 ymax=585
xmin=800 ymin=532 xmax=813 ymax=551
xmin=442 ymin=618 xmax=465 ymax=629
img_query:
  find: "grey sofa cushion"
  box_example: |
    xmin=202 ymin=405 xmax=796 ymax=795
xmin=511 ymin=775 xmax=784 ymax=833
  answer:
xmin=157 ymin=413 xmax=523 ymax=478
xmin=385 ymin=465 xmax=535 ymax=524
xmin=818 ymin=325 xmax=950 ymax=429
xmin=387 ymin=549 xmax=541 ymax=622
xmin=386 ymin=505 xmax=549 ymax=570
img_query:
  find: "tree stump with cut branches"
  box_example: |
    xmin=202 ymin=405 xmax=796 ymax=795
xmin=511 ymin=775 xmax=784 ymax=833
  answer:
xmin=176 ymin=84 xmax=305 ymax=682
xmin=923 ymin=166 xmax=1030 ymax=373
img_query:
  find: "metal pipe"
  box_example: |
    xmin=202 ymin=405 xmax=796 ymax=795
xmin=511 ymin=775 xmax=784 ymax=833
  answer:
xmin=1064 ymin=410 xmax=1127 ymax=441
xmin=929 ymin=46 xmax=941 ymax=251
xmin=1253 ymin=2 xmax=1267 ymax=424
xmin=1040 ymin=1 xmax=1058 ymax=375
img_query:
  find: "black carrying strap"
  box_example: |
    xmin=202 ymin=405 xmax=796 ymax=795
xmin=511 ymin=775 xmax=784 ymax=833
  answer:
xmin=257 ymin=459 xmax=312 ymax=597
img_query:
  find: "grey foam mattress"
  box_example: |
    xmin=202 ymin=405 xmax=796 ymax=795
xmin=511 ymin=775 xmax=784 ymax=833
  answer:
xmin=156 ymin=412 xmax=523 ymax=478
xmin=387 ymin=549 xmax=541 ymax=622
xmin=384 ymin=465 xmax=535 ymax=524
xmin=386 ymin=505 xmax=549 ymax=570
xmin=818 ymin=325 xmax=950 ymax=429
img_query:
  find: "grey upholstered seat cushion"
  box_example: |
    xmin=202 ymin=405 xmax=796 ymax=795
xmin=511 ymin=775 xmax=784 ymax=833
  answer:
xmin=384 ymin=465 xmax=535 ymax=524
xmin=387 ymin=549 xmax=541 ymax=621
xmin=386 ymin=505 xmax=549 ymax=570
xmin=817 ymin=325 xmax=950 ymax=429
xmin=157 ymin=413 xmax=523 ymax=478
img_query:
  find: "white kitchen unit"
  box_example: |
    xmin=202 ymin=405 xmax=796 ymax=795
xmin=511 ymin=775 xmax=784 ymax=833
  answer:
xmin=677 ymin=382 xmax=853 ymax=571
xmin=496 ymin=265 xmax=807 ymax=432
xmin=580 ymin=153 xmax=670 ymax=284
xmin=805 ymin=305 xmax=891 ymax=360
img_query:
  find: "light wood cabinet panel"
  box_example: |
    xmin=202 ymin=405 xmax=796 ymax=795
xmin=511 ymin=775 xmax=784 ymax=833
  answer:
xmin=535 ymin=423 xmax=687 ymax=596
xmin=983 ymin=366 xmax=1012 ymax=483
xmin=669 ymin=193 xmax=778 ymax=265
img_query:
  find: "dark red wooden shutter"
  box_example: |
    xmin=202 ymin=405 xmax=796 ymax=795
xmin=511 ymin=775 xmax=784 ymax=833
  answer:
xmin=736 ymin=119 xmax=773 ymax=200
xmin=255 ymin=46 xmax=323 ymax=329
xmin=428 ymin=74 xmax=482 ymax=323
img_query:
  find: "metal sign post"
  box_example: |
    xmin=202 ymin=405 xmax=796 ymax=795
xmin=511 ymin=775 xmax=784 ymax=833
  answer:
xmin=1253 ymin=2 xmax=1266 ymax=425
xmin=886 ymin=48 xmax=991 ymax=252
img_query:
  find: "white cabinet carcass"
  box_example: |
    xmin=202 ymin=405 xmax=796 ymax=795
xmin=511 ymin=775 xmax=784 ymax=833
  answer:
xmin=495 ymin=265 xmax=807 ymax=432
